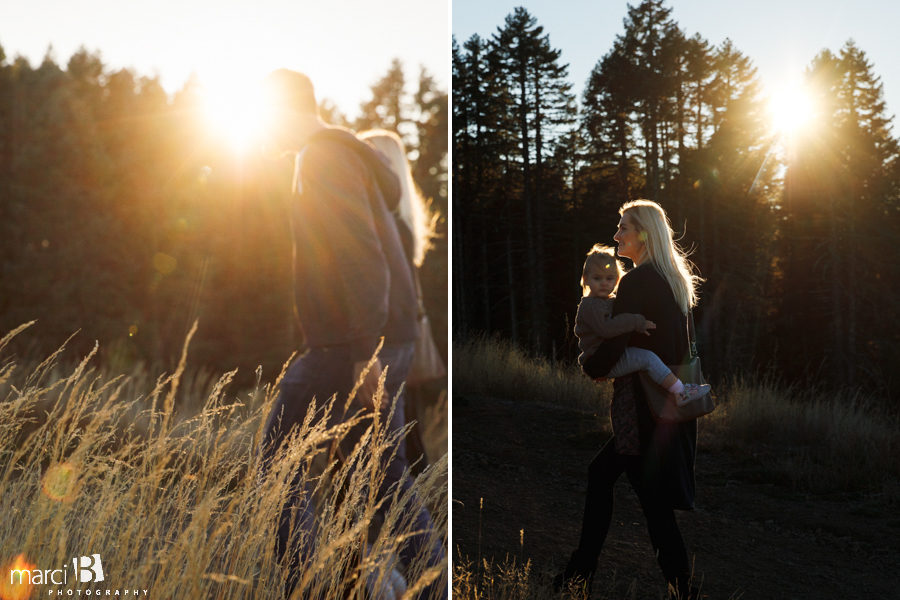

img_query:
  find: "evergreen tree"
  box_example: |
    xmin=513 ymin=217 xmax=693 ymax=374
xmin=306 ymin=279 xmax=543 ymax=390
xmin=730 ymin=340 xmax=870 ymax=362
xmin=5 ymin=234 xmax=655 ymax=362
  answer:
xmin=618 ymin=0 xmax=684 ymax=201
xmin=413 ymin=66 xmax=449 ymax=211
xmin=452 ymin=33 xmax=518 ymax=339
xmin=684 ymin=39 xmax=776 ymax=378
xmin=780 ymin=42 xmax=900 ymax=391
xmin=489 ymin=7 xmax=576 ymax=352
xmin=582 ymin=46 xmax=640 ymax=202
xmin=356 ymin=57 xmax=405 ymax=134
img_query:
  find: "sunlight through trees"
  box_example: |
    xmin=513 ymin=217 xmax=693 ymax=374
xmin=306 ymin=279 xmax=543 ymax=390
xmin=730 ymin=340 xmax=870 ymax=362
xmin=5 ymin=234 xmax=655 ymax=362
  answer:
xmin=453 ymin=1 xmax=900 ymax=396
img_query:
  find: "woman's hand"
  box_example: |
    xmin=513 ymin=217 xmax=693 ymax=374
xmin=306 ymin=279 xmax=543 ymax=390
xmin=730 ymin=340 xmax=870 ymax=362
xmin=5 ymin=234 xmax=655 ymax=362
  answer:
xmin=638 ymin=319 xmax=657 ymax=336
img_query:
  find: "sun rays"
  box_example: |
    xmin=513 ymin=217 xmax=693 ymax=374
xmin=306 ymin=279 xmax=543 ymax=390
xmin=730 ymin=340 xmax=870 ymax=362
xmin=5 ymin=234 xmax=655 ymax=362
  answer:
xmin=200 ymin=76 xmax=272 ymax=154
xmin=767 ymin=79 xmax=819 ymax=139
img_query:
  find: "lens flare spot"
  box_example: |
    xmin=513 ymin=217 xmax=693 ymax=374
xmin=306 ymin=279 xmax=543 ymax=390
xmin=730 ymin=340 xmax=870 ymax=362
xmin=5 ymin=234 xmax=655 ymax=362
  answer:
xmin=1 ymin=553 xmax=36 ymax=600
xmin=153 ymin=253 xmax=177 ymax=275
xmin=42 ymin=462 xmax=78 ymax=502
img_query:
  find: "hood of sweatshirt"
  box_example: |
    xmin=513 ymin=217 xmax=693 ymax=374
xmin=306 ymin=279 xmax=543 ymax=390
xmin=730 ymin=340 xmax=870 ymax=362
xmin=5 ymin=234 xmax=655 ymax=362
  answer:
xmin=304 ymin=127 xmax=401 ymax=211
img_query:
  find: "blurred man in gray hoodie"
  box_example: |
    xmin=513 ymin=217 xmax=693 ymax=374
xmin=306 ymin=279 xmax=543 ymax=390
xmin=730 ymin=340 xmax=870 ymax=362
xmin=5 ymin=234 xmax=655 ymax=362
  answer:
xmin=257 ymin=69 xmax=445 ymax=599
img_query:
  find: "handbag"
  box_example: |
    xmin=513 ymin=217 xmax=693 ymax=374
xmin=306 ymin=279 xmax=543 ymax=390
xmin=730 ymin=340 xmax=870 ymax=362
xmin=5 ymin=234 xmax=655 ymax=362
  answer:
xmin=408 ymin=313 xmax=447 ymax=385
xmin=406 ymin=270 xmax=447 ymax=386
xmin=639 ymin=311 xmax=715 ymax=422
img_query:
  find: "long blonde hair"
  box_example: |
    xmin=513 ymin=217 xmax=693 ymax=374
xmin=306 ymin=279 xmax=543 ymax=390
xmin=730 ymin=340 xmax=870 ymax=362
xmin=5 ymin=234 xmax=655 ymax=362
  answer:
xmin=359 ymin=129 xmax=433 ymax=267
xmin=620 ymin=199 xmax=701 ymax=314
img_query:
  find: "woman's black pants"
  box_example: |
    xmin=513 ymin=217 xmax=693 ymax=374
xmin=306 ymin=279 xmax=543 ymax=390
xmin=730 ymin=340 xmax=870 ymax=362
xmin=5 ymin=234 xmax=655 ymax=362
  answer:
xmin=566 ymin=437 xmax=691 ymax=593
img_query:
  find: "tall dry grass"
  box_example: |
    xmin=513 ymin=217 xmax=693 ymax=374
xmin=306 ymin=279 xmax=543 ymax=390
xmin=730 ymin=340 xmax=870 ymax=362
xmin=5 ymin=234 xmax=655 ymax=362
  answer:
xmin=452 ymin=336 xmax=607 ymax=412
xmin=454 ymin=336 xmax=899 ymax=495
xmin=0 ymin=322 xmax=447 ymax=600
xmin=702 ymin=376 xmax=900 ymax=494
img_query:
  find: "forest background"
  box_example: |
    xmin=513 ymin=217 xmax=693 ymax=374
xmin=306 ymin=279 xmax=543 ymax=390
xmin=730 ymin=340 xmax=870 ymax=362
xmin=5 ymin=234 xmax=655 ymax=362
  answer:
xmin=0 ymin=47 xmax=448 ymax=383
xmin=452 ymin=0 xmax=900 ymax=400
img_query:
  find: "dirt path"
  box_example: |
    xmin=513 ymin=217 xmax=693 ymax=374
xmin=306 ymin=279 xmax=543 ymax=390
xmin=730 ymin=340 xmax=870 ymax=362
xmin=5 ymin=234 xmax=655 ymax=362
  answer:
xmin=452 ymin=395 xmax=900 ymax=599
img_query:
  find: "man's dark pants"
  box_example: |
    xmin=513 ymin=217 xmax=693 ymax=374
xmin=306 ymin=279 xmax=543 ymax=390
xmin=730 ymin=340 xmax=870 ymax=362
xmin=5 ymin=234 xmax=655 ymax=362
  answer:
xmin=258 ymin=343 xmax=446 ymax=598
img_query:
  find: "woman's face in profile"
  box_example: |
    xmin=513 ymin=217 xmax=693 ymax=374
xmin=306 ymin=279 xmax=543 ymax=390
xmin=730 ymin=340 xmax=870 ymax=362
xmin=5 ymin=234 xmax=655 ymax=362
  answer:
xmin=613 ymin=212 xmax=644 ymax=262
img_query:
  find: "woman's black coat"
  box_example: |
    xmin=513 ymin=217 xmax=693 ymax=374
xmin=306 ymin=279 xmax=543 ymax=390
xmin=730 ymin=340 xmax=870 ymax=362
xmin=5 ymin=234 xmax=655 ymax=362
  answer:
xmin=583 ymin=262 xmax=698 ymax=509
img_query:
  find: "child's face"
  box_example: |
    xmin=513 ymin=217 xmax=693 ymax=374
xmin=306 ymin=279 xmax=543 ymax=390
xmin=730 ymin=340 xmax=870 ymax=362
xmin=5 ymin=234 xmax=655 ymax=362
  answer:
xmin=585 ymin=264 xmax=618 ymax=298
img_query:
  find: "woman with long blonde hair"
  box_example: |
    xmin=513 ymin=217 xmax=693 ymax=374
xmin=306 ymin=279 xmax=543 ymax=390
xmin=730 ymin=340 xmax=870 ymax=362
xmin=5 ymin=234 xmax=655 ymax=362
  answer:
xmin=614 ymin=200 xmax=702 ymax=314
xmin=359 ymin=129 xmax=433 ymax=267
xmin=360 ymin=129 xmax=443 ymax=473
xmin=557 ymin=199 xmax=703 ymax=600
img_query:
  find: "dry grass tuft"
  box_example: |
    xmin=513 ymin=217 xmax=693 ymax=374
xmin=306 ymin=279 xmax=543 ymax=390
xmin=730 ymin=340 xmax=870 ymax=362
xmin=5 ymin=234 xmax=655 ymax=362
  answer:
xmin=452 ymin=336 xmax=607 ymax=412
xmin=0 ymin=322 xmax=447 ymax=599
xmin=704 ymin=376 xmax=900 ymax=494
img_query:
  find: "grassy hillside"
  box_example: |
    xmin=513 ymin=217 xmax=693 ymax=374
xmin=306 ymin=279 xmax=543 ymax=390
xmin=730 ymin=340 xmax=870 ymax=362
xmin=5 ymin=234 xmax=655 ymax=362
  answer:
xmin=452 ymin=336 xmax=900 ymax=599
xmin=454 ymin=336 xmax=899 ymax=495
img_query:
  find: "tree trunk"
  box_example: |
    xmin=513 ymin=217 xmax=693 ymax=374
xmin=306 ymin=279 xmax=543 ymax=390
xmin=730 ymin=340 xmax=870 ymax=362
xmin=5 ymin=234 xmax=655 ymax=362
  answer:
xmin=506 ymin=230 xmax=519 ymax=345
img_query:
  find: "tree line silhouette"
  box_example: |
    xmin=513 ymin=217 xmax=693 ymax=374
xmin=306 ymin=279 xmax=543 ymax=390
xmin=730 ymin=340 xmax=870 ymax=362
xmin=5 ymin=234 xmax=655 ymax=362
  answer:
xmin=0 ymin=45 xmax=448 ymax=383
xmin=453 ymin=0 xmax=900 ymax=397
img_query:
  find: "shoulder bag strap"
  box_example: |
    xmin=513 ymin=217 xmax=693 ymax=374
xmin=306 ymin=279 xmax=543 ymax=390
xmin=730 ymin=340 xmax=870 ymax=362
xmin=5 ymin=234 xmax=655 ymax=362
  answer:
xmin=412 ymin=266 xmax=427 ymax=318
xmin=688 ymin=310 xmax=698 ymax=359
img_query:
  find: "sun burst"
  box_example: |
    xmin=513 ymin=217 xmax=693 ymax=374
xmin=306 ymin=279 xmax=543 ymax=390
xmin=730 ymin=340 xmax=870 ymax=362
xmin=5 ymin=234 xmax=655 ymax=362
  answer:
xmin=201 ymin=78 xmax=272 ymax=154
xmin=768 ymin=81 xmax=818 ymax=137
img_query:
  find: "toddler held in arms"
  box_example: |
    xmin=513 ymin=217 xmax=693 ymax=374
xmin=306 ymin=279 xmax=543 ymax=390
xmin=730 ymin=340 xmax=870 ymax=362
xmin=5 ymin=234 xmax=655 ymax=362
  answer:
xmin=574 ymin=244 xmax=710 ymax=407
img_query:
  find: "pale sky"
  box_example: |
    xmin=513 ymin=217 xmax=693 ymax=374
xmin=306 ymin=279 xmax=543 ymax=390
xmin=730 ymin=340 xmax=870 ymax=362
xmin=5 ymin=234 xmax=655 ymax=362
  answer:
xmin=453 ymin=0 xmax=900 ymax=123
xmin=0 ymin=0 xmax=450 ymax=117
